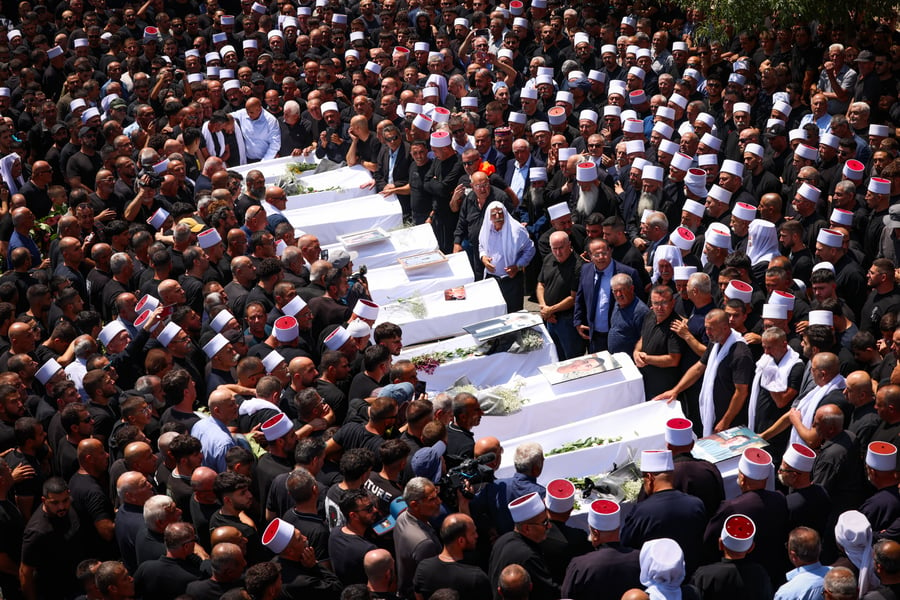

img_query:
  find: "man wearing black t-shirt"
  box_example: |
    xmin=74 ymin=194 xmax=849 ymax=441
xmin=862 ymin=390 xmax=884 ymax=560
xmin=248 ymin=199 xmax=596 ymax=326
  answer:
xmin=414 ymin=513 xmax=492 ymax=600
xmin=328 ymin=488 xmax=379 ymax=585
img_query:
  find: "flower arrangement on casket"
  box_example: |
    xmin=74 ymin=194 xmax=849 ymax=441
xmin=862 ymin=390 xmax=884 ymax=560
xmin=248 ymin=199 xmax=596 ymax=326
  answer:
xmin=566 ymin=458 xmax=643 ymax=504
xmin=445 ymin=376 xmax=529 ymax=415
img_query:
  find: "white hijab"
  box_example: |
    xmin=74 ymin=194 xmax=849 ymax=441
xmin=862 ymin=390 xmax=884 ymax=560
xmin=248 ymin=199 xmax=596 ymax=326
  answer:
xmin=746 ymin=219 xmax=780 ymax=266
xmin=426 ymin=73 xmax=448 ymax=104
xmin=0 ymin=153 xmax=24 ymax=195
xmin=640 ymin=538 xmax=685 ymax=600
xmin=478 ymin=200 xmax=529 ymax=278
xmin=652 ymin=244 xmax=683 ymax=284
xmin=835 ymin=510 xmax=879 ymax=597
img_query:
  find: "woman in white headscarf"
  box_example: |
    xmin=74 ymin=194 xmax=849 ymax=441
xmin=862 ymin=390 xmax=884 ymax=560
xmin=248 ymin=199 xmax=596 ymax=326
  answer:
xmin=478 ymin=200 xmax=535 ymax=312
xmin=651 ymin=244 xmax=683 ymax=291
xmin=0 ymin=153 xmax=24 ymax=195
xmin=747 ymin=218 xmax=780 ymax=288
xmin=834 ymin=510 xmax=879 ymax=596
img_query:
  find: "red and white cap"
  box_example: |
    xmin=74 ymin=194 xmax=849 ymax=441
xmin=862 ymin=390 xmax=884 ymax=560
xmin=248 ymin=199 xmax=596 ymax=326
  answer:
xmin=843 ymin=159 xmax=866 ymax=180
xmin=867 ymin=441 xmax=897 ymax=471
xmin=508 ymin=492 xmax=545 ymax=523
xmin=202 ymin=333 xmax=229 ymax=359
xmin=725 ymin=280 xmax=753 ymax=303
xmin=147 ymin=208 xmax=170 ymax=230
xmin=640 ymin=449 xmax=674 ymax=473
xmin=783 ymin=443 xmax=816 ymax=472
xmin=796 ymin=182 xmax=821 ymax=203
xmin=546 ymin=479 xmax=576 ymax=513
xmin=762 ymin=304 xmax=788 ymax=320
xmin=721 ymin=514 xmax=756 ymax=552
xmin=795 ymin=144 xmax=818 ymax=161
xmin=769 ymin=290 xmax=795 ymax=309
xmin=808 ymin=310 xmax=834 ymax=327
xmin=35 ymin=359 xmax=62 ymax=385
xmin=262 ymin=350 xmax=286 ymax=374
xmin=623 ymin=118 xmax=644 ymax=134
xmin=197 ymin=228 xmax=222 ymax=249
xmin=705 ymin=227 xmax=732 ymax=250
xmin=262 ymin=518 xmax=294 ymax=553
xmin=817 ymin=228 xmax=843 ymax=249
xmin=670 ymin=227 xmax=695 ymax=251
xmin=588 ymin=499 xmax=620 ymax=531
xmin=210 ymin=310 xmax=235 ymax=333
xmin=430 ymin=130 xmax=451 ymax=148
xmin=324 ymin=326 xmax=351 ymax=351
xmin=413 ymin=113 xmax=433 ymax=132
xmin=732 ymin=202 xmax=757 ymax=222
xmin=133 ymin=309 xmax=152 ymax=328
xmin=831 ymin=208 xmax=854 ymax=226
xmin=670 ymin=152 xmax=692 ymax=172
xmin=738 ymin=447 xmax=772 ymax=480
xmin=630 ymin=90 xmax=647 ymax=105
xmin=673 ymin=266 xmax=696 ymax=280
xmin=157 ymin=322 xmax=182 ymax=347
xmin=576 ymin=162 xmax=597 ymax=182
xmin=869 ymin=177 xmax=891 ymax=195
xmin=99 ymin=321 xmax=127 ymax=347
xmin=352 ymin=299 xmax=379 ymax=321
xmin=509 ymin=0 xmax=524 ymax=14
xmin=262 ymin=413 xmax=293 ymax=441
xmin=548 ymin=106 xmax=567 ymax=126
xmin=274 ymin=316 xmax=299 ymax=342
xmin=665 ymin=418 xmax=694 ymax=446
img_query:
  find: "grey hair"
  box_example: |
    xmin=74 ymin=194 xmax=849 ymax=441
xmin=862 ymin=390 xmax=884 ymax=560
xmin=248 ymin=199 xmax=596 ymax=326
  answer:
xmin=109 ymin=252 xmax=132 ymax=275
xmin=403 ymin=476 xmax=435 ymax=504
xmin=513 ymin=443 xmax=544 ymax=474
xmin=143 ymin=495 xmax=175 ymax=528
xmin=687 ymin=272 xmax=711 ymax=295
xmin=172 ymin=222 xmax=192 ymax=244
xmin=432 ymin=392 xmax=452 ymax=414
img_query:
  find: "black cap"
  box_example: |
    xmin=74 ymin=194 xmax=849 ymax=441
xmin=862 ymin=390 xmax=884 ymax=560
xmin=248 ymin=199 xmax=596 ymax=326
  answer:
xmin=78 ymin=125 xmax=94 ymax=138
xmin=251 ymin=73 xmax=266 ymax=83
xmin=765 ymin=123 xmax=787 ymax=138
xmin=50 ymin=123 xmax=67 ymax=134
xmin=856 ymin=50 xmax=875 ymax=62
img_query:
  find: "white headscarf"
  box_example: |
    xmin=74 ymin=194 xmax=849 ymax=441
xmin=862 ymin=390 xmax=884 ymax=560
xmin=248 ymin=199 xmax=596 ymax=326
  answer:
xmin=639 ymin=538 xmax=685 ymax=600
xmin=478 ymin=201 xmax=532 ymax=279
xmin=0 ymin=154 xmax=24 ymax=195
xmin=425 ymin=73 xmax=448 ymax=104
xmin=746 ymin=219 xmax=780 ymax=266
xmin=835 ymin=510 xmax=878 ymax=597
xmin=652 ymin=244 xmax=683 ymax=284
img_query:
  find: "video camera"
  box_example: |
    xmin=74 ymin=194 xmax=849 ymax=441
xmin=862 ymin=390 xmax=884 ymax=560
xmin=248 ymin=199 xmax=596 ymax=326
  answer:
xmin=137 ymin=157 xmax=164 ymax=189
xmin=437 ymin=452 xmax=496 ymax=508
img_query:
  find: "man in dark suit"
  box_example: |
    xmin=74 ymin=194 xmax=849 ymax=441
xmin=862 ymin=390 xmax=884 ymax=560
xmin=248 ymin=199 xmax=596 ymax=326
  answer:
xmin=372 ymin=124 xmax=413 ymax=219
xmin=504 ymin=139 xmax=546 ymax=209
xmin=573 ymin=237 xmax=640 ymax=353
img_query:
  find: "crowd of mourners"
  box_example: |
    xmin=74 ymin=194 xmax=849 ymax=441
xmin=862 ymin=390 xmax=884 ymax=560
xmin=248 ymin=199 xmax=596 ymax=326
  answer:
xmin=4 ymin=0 xmax=900 ymax=598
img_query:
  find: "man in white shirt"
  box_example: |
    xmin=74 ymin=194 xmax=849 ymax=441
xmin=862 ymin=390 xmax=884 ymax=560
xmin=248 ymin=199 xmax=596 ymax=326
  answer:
xmin=232 ymin=97 xmax=281 ymax=162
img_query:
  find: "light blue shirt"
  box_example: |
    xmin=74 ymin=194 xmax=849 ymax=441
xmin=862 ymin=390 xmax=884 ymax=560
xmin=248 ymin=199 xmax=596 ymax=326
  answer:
xmin=233 ymin=108 xmax=281 ymax=161
xmin=510 ymin=160 xmax=528 ymax=201
xmin=191 ymin=416 xmax=236 ymax=473
xmin=592 ymin=262 xmax=614 ymax=333
xmin=388 ymin=147 xmax=399 ymax=184
xmin=774 ymin=562 xmax=831 ymax=600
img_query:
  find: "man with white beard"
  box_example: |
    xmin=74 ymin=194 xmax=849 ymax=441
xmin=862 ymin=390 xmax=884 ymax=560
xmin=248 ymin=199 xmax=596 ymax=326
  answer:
xmin=572 ymin=162 xmax=617 ymax=224
xmin=637 ymin=164 xmax=673 ymax=223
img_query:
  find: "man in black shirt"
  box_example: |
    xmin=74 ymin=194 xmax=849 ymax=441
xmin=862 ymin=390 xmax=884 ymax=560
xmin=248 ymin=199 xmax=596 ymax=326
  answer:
xmin=414 ymin=513 xmax=492 ymax=599
xmin=21 ymin=477 xmax=87 ymax=600
xmin=65 ymin=126 xmax=102 ymax=193
xmin=446 ymin=392 xmax=482 ymax=466
xmin=134 ymin=521 xmax=204 ymax=599
xmin=634 ymin=285 xmax=685 ymax=400
xmin=328 ymin=488 xmax=379 ymax=585
xmin=537 ymin=230 xmax=583 ymax=360
xmin=184 ymin=542 xmax=246 ymax=600
xmin=209 ymin=471 xmax=265 ymax=564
